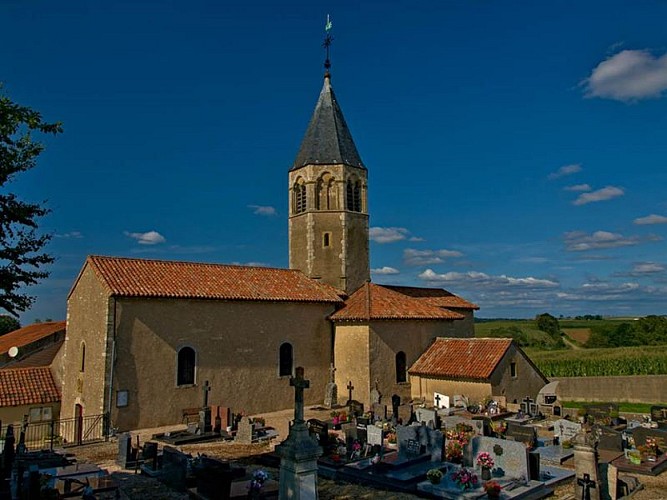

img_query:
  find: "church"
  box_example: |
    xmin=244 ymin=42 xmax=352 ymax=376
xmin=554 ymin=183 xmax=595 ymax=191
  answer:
xmin=58 ymin=61 xmax=480 ymax=431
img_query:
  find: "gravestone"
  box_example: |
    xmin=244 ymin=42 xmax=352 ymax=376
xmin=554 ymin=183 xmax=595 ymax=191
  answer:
xmin=554 ymin=419 xmax=582 ymax=444
xmin=199 ymin=380 xmax=212 ymax=433
xmin=632 ymin=426 xmax=667 ymax=451
xmin=472 ymin=415 xmax=493 ymax=436
xmin=371 ymin=403 xmax=387 ymax=421
xmin=391 ymin=394 xmax=401 ymax=423
xmin=396 ymin=424 xmax=443 ymax=462
xmin=453 ymin=394 xmax=468 ymax=408
xmin=235 ymin=417 xmax=254 ymax=444
xmin=467 ymin=436 xmax=530 ymax=481
xmin=529 ymin=451 xmax=541 ymax=481
xmin=211 ymin=405 xmax=231 ymax=431
xmin=356 ymin=420 xmax=368 ymax=445
xmin=367 ymin=425 xmax=383 ymax=447
xmin=324 ymin=364 xmax=337 ymax=409
xmin=142 ymin=441 xmax=159 ymax=470
xmin=397 ymin=404 xmax=412 ymax=425
xmin=370 ymin=379 xmax=382 ymax=405
xmin=348 ymin=400 xmax=364 ymax=417
xmin=193 ymin=456 xmax=245 ymax=500
xmin=307 ymin=419 xmax=329 ymax=446
xmin=415 ymin=407 xmax=438 ymax=427
xmin=507 ymin=422 xmax=537 ymax=447
xmin=116 ymin=433 xmax=133 ymax=468
xmin=585 ymin=403 xmax=619 ymax=423
xmin=345 ymin=380 xmax=355 ymax=405
xmin=574 ymin=429 xmax=601 ymax=500
xmin=433 ymin=392 xmax=449 ymax=409
xmin=161 ymin=446 xmax=189 ymax=491
xmin=650 ymin=405 xmax=667 ymax=428
xmin=521 ymin=396 xmax=538 ymax=417
xmin=594 ymin=425 xmax=623 ymax=452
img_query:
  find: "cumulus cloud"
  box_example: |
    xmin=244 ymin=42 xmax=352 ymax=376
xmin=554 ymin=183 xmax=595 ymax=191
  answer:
xmin=54 ymin=231 xmax=83 ymax=239
xmin=614 ymin=262 xmax=666 ymax=278
xmin=371 ymin=266 xmax=400 ymax=275
xmin=582 ymin=49 xmax=667 ymax=101
xmin=557 ymin=281 xmax=640 ymax=301
xmin=404 ymin=248 xmax=464 ymax=266
xmin=563 ymin=230 xmax=639 ymax=251
xmin=548 ymin=164 xmax=581 ymax=180
xmin=418 ymin=269 xmax=559 ymax=290
xmin=572 ymin=186 xmax=624 ymax=205
xmin=564 ymin=184 xmax=591 ymax=192
xmin=634 ymin=214 xmax=667 ymax=225
xmin=248 ymin=205 xmax=276 ymax=216
xmin=369 ymin=227 xmax=410 ymax=243
xmin=125 ymin=230 xmax=166 ymax=245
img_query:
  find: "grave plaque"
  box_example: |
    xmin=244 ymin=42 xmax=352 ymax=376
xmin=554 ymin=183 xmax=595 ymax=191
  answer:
xmin=416 ymin=407 xmax=438 ymax=427
xmin=507 ymin=423 xmax=536 ymax=447
xmin=117 ymin=433 xmax=133 ymax=468
xmin=585 ymin=403 xmax=619 ymax=422
xmin=405 ymin=439 xmax=421 ymax=455
xmin=356 ymin=422 xmax=368 ymax=444
xmin=367 ymin=425 xmax=383 ymax=446
xmin=472 ymin=415 xmax=493 ymax=436
xmin=468 ymin=436 xmax=530 ymax=481
xmin=650 ymin=405 xmax=667 ymax=428
xmin=341 ymin=422 xmax=357 ymax=442
xmin=594 ymin=425 xmax=622 ymax=452
xmin=307 ymin=419 xmax=329 ymax=445
xmin=554 ymin=419 xmax=582 ymax=443
xmin=434 ymin=392 xmax=449 ymax=409
xmin=632 ymin=427 xmax=667 ymax=451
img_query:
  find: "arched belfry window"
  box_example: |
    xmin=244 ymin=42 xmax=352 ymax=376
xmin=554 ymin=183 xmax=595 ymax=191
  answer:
xmin=346 ymin=177 xmax=362 ymax=212
xmin=395 ymin=351 xmax=407 ymax=383
xmin=316 ymin=173 xmax=337 ymax=210
xmin=279 ymin=342 xmax=293 ymax=377
xmin=293 ymin=178 xmax=307 ymax=214
xmin=177 ymin=347 xmax=196 ymax=386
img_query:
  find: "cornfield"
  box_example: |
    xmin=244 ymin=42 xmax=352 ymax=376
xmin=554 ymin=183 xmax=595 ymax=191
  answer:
xmin=527 ymin=345 xmax=667 ymax=377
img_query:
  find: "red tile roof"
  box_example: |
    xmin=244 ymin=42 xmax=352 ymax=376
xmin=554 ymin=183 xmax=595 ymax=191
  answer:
xmin=0 ymin=321 xmax=66 ymax=356
xmin=408 ymin=338 xmax=513 ymax=380
xmin=382 ymin=285 xmax=479 ymax=310
xmin=0 ymin=367 xmax=60 ymax=407
xmin=6 ymin=340 xmax=64 ymax=368
xmin=330 ymin=283 xmax=465 ymax=321
xmin=75 ymin=256 xmax=344 ymax=304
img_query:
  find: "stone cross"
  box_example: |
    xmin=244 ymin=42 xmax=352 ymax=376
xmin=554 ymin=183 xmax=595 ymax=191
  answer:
xmin=347 ymin=380 xmax=354 ymax=402
xmin=329 ymin=363 xmax=336 ymax=383
xmin=290 ymin=366 xmax=310 ymax=424
xmin=522 ymin=396 xmax=534 ymax=415
xmin=435 ymin=394 xmax=441 ymax=408
xmin=202 ymin=380 xmax=211 ymax=408
xmin=577 ymin=473 xmax=596 ymax=500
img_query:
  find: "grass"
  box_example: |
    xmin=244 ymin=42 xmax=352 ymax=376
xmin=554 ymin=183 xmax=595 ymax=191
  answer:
xmin=561 ymin=401 xmax=666 ymax=413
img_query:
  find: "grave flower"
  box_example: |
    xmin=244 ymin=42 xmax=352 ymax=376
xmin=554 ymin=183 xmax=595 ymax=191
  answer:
xmin=248 ymin=469 xmax=269 ymax=493
xmin=426 ymin=468 xmax=443 ymax=484
xmin=451 ymin=467 xmax=479 ymax=490
xmin=445 ymin=441 xmax=463 ymax=463
xmin=476 ymin=451 xmax=495 ymax=469
xmin=484 ymin=480 xmax=502 ymax=499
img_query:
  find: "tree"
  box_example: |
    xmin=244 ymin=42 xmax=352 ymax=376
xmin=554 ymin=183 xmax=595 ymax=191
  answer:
xmin=0 ymin=89 xmax=62 ymax=316
xmin=535 ymin=313 xmax=561 ymax=339
xmin=0 ymin=314 xmax=20 ymax=335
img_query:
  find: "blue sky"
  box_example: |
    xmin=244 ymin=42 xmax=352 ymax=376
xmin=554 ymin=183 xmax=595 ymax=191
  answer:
xmin=2 ymin=1 xmax=667 ymax=322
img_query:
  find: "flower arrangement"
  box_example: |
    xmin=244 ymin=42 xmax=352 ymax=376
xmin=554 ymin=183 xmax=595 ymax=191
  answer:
xmin=477 ymin=452 xmax=495 ymax=470
xmin=446 ymin=441 xmax=463 ymax=463
xmin=248 ymin=469 xmax=269 ymax=492
xmin=484 ymin=480 xmax=502 ymax=493
xmin=352 ymin=440 xmax=362 ymax=452
xmin=252 ymin=416 xmax=266 ymax=427
xmin=426 ymin=468 xmax=443 ymax=484
xmin=646 ymin=437 xmax=658 ymax=453
xmin=446 ymin=429 xmax=472 ymax=447
xmin=451 ymin=467 xmax=479 ymax=490
xmin=386 ymin=431 xmax=397 ymax=444
xmin=491 ymin=421 xmax=507 ymax=436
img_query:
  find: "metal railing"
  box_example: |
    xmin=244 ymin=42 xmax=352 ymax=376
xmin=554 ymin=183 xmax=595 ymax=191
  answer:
xmin=0 ymin=412 xmax=110 ymax=451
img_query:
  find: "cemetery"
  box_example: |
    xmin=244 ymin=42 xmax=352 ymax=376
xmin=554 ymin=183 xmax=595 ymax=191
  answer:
xmin=3 ymin=366 xmax=666 ymax=499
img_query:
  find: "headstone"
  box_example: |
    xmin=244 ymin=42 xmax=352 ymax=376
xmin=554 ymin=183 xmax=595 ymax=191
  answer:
xmin=161 ymin=446 xmax=189 ymax=491
xmin=554 ymin=419 xmax=582 ymax=443
xmin=371 ymin=403 xmax=387 ymax=421
xmin=348 ymin=400 xmax=364 ymax=417
xmin=415 ymin=407 xmax=438 ymax=427
xmin=367 ymin=425 xmax=382 ymax=446
xmin=631 ymin=426 xmax=667 ymax=451
xmin=594 ymin=425 xmax=623 ymax=452
xmin=433 ymin=392 xmax=449 ymax=409
xmin=585 ymin=403 xmax=619 ymax=423
xmin=356 ymin=421 xmax=368 ymax=445
xmin=235 ymin=417 xmax=254 ymax=444
xmin=472 ymin=415 xmax=493 ymax=436
xmin=468 ymin=436 xmax=530 ymax=481
xmin=342 ymin=422 xmax=357 ymax=445
xmin=452 ymin=395 xmax=468 ymax=408
xmin=211 ymin=405 xmax=231 ymax=431
xmin=116 ymin=433 xmax=133 ymax=468
xmin=142 ymin=441 xmax=159 ymax=470
xmin=324 ymin=364 xmax=337 ymax=409
xmin=193 ymin=456 xmax=245 ymax=500
xmin=370 ymin=379 xmax=381 ymax=405
xmin=397 ymin=404 xmax=412 ymax=425
xmin=396 ymin=424 xmax=443 ymax=462
xmin=650 ymin=405 xmax=667 ymax=428
xmin=529 ymin=451 xmax=541 ymax=481
xmin=307 ymin=419 xmax=329 ymax=446
xmin=521 ymin=396 xmax=537 ymax=417
xmin=507 ymin=423 xmax=537 ymax=447
xmin=391 ymin=394 xmax=401 ymax=423
xmin=573 ymin=428 xmax=602 ymax=500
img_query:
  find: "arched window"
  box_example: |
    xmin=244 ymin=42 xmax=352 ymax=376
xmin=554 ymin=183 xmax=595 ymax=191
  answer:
xmin=317 ymin=173 xmax=337 ymax=210
xmin=177 ymin=347 xmax=196 ymax=386
xmin=279 ymin=342 xmax=293 ymax=377
xmin=293 ymin=178 xmax=307 ymax=214
xmin=395 ymin=351 xmax=407 ymax=383
xmin=80 ymin=342 xmax=86 ymax=372
xmin=346 ymin=178 xmax=362 ymax=212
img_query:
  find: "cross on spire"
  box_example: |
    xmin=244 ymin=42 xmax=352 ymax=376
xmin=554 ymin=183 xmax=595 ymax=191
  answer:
xmin=323 ymin=14 xmax=334 ymax=75
xmin=290 ymin=366 xmax=310 ymax=424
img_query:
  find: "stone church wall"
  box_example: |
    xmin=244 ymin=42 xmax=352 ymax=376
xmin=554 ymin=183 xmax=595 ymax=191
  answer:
xmin=489 ymin=344 xmax=547 ymax=403
xmin=110 ymin=298 xmax=335 ymax=430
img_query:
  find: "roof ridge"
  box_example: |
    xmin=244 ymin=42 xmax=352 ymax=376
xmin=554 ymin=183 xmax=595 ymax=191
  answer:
xmin=88 ymin=255 xmax=300 ymax=273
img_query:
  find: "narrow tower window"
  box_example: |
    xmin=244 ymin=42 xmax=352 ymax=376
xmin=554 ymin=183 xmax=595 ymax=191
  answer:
xmin=279 ymin=342 xmax=294 ymax=377
xmin=323 ymin=232 xmax=331 ymax=247
xmin=177 ymin=346 xmax=196 ymax=386
xmin=80 ymin=342 xmax=86 ymax=373
xmin=293 ymin=179 xmax=307 ymax=214
xmin=395 ymin=351 xmax=407 ymax=383
xmin=510 ymin=362 xmax=517 ymax=378
xmin=346 ymin=178 xmax=362 ymax=212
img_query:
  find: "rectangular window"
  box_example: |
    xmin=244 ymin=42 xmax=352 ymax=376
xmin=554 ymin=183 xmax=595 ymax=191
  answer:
xmin=29 ymin=406 xmax=53 ymax=422
xmin=510 ymin=362 xmax=517 ymax=378
xmin=323 ymin=232 xmax=331 ymax=247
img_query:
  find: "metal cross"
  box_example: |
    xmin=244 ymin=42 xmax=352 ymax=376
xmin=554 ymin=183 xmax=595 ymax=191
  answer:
xmin=435 ymin=394 xmax=441 ymax=408
xmin=290 ymin=366 xmax=310 ymax=424
xmin=202 ymin=380 xmax=211 ymax=408
xmin=347 ymin=380 xmax=354 ymax=402
xmin=577 ymin=473 xmax=596 ymax=500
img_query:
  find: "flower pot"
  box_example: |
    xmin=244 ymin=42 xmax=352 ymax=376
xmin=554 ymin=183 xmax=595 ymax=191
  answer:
xmin=482 ymin=467 xmax=491 ymax=480
xmin=428 ymin=477 xmax=441 ymax=485
xmin=487 ymin=491 xmax=500 ymax=500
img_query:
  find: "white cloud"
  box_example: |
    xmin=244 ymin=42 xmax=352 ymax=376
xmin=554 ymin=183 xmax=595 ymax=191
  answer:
xmin=564 ymin=184 xmax=591 ymax=192
xmin=572 ymin=186 xmax=624 ymax=205
xmin=418 ymin=269 xmax=559 ymax=290
xmin=614 ymin=262 xmax=666 ymax=278
xmin=248 ymin=205 xmax=276 ymax=216
xmin=124 ymin=230 xmax=166 ymax=245
xmin=634 ymin=214 xmax=667 ymax=225
xmin=548 ymin=164 xmax=581 ymax=180
xmin=230 ymin=261 xmax=270 ymax=267
xmin=54 ymin=231 xmax=83 ymax=239
xmin=404 ymin=248 xmax=463 ymax=266
xmin=582 ymin=49 xmax=667 ymax=101
xmin=563 ymin=230 xmax=639 ymax=251
xmin=369 ymin=227 xmax=410 ymax=243
xmin=557 ymin=281 xmax=640 ymax=301
xmin=371 ymin=266 xmax=400 ymax=275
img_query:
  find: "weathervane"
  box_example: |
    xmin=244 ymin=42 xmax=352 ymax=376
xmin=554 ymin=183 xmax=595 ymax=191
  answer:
xmin=323 ymin=14 xmax=333 ymax=74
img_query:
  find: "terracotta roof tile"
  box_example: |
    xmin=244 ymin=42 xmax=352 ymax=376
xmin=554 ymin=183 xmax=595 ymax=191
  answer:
xmin=408 ymin=338 xmax=513 ymax=380
xmin=78 ymin=256 xmax=344 ymax=304
xmin=6 ymin=340 xmax=64 ymax=368
xmin=0 ymin=321 xmax=65 ymax=356
xmin=0 ymin=367 xmax=60 ymax=407
xmin=330 ymin=283 xmax=464 ymax=321
xmin=382 ymin=285 xmax=479 ymax=310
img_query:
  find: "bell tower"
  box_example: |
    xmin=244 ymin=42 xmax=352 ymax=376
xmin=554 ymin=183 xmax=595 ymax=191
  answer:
xmin=288 ymin=27 xmax=369 ymax=294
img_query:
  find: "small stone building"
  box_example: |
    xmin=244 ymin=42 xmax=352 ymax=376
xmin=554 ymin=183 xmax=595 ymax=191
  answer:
xmin=408 ymin=338 xmax=548 ymax=405
xmin=0 ymin=367 xmax=61 ymax=425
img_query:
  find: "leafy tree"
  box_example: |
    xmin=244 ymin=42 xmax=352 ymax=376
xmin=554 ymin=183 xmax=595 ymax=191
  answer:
xmin=0 ymin=314 xmax=20 ymax=335
xmin=0 ymin=89 xmax=61 ymax=316
xmin=535 ymin=313 xmax=561 ymax=339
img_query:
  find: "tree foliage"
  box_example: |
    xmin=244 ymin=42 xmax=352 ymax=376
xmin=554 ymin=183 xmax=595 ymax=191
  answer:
xmin=535 ymin=313 xmax=561 ymax=339
xmin=0 ymin=90 xmax=61 ymax=316
xmin=585 ymin=316 xmax=667 ymax=348
xmin=0 ymin=314 xmax=20 ymax=335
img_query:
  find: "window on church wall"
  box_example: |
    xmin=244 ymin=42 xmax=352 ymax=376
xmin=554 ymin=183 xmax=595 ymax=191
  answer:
xmin=510 ymin=362 xmax=517 ymax=378
xmin=80 ymin=342 xmax=86 ymax=373
xmin=293 ymin=180 xmax=307 ymax=214
xmin=395 ymin=351 xmax=407 ymax=383
xmin=353 ymin=181 xmax=361 ymax=211
xmin=177 ymin=347 xmax=196 ymax=386
xmin=279 ymin=342 xmax=293 ymax=377
xmin=327 ymin=179 xmax=337 ymax=209
xmin=323 ymin=232 xmax=331 ymax=247
xmin=346 ymin=178 xmax=362 ymax=212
